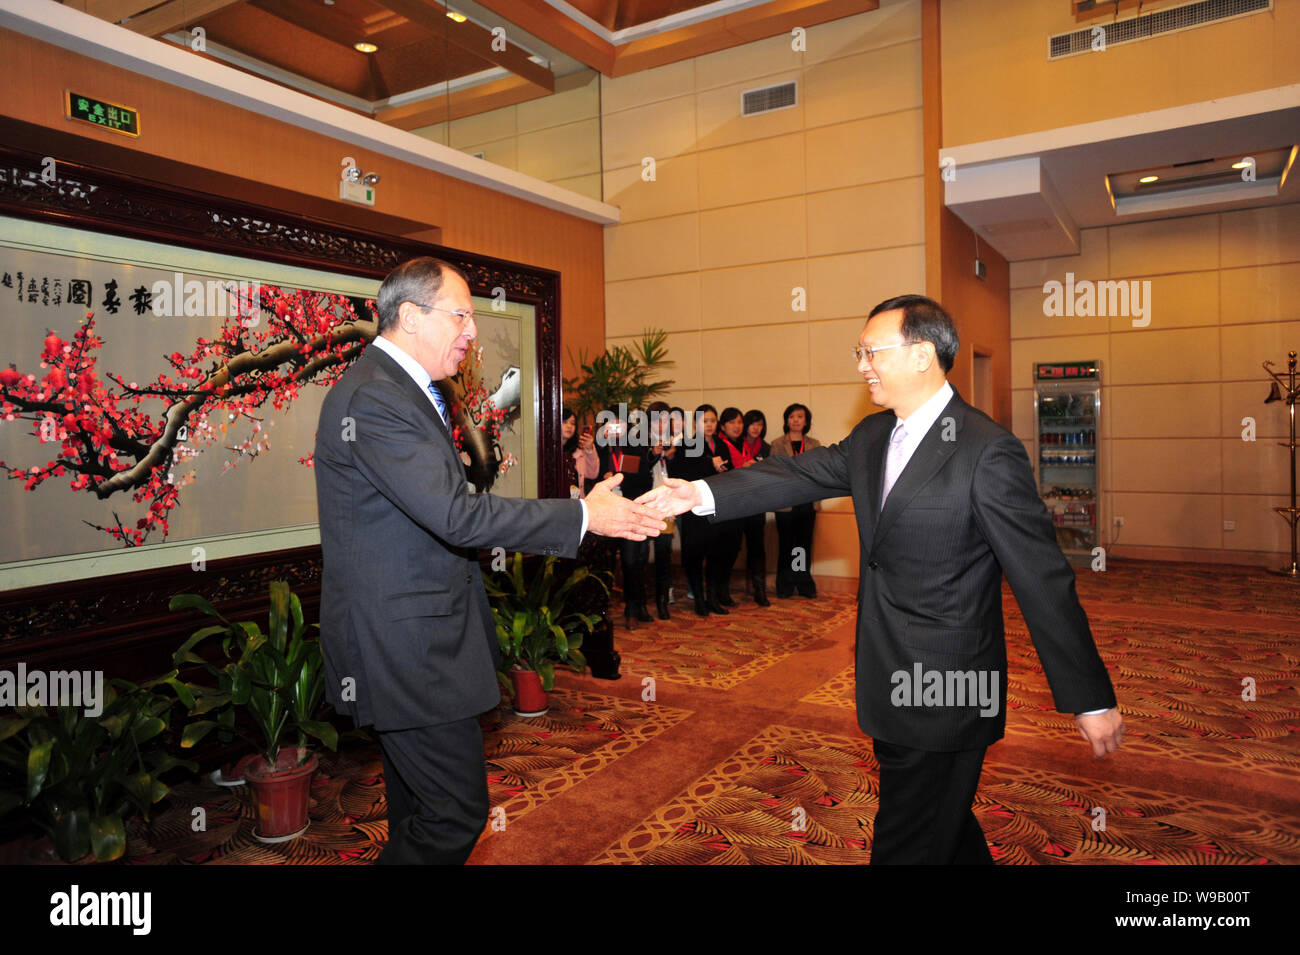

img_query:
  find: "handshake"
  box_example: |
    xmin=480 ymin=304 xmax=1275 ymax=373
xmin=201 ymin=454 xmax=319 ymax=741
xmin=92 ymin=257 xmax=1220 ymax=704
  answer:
xmin=583 ymin=475 xmax=705 ymax=540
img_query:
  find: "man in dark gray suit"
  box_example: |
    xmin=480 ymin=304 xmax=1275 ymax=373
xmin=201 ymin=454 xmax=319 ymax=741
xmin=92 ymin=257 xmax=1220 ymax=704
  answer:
xmin=314 ymin=257 xmax=664 ymax=865
xmin=640 ymin=294 xmax=1123 ymax=864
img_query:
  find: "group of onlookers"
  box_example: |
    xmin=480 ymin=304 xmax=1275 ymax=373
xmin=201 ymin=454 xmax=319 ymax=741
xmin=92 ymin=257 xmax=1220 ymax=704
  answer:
xmin=562 ymin=401 xmax=821 ymax=625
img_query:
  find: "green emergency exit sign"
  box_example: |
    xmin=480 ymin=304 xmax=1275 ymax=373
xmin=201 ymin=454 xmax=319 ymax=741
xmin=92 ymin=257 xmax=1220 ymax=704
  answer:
xmin=65 ymin=91 xmax=140 ymax=138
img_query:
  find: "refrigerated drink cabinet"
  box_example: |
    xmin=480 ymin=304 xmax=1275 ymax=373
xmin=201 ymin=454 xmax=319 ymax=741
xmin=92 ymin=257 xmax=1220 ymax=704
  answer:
xmin=1033 ymin=361 xmax=1101 ymax=561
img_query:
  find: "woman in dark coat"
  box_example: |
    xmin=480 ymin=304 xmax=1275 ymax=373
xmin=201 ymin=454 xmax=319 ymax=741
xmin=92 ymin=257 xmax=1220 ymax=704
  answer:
xmin=710 ymin=407 xmax=746 ymax=609
xmin=769 ymin=402 xmax=820 ymax=599
xmin=737 ymin=409 xmax=772 ymax=606
xmin=668 ymin=404 xmax=731 ymax=616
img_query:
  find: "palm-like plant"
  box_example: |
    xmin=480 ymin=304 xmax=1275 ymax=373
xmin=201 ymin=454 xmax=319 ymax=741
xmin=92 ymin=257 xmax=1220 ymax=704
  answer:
xmin=168 ymin=580 xmax=337 ymax=770
xmin=563 ymin=328 xmax=675 ymax=424
xmin=482 ymin=553 xmax=607 ymax=693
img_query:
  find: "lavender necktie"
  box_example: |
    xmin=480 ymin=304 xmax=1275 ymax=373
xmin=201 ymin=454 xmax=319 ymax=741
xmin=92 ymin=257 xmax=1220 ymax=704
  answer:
xmin=880 ymin=422 xmax=907 ymax=509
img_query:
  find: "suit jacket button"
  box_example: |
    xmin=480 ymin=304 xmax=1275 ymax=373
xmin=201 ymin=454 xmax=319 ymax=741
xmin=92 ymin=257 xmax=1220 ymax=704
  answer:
xmin=867 ymin=560 xmax=879 ymax=570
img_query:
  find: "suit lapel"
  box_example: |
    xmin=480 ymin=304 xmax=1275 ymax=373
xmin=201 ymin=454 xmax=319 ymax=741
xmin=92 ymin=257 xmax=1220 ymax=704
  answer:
xmin=874 ymin=393 xmax=966 ymax=545
xmin=860 ymin=414 xmax=894 ymax=539
xmin=364 ymin=345 xmax=456 ymax=450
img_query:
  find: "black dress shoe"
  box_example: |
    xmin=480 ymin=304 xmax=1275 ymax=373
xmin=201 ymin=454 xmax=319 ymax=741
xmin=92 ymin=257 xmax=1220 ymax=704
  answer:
xmin=797 ymin=583 xmax=818 ymax=599
xmin=693 ymin=596 xmax=710 ymax=617
xmin=635 ymin=604 xmax=654 ymax=623
xmin=707 ymin=596 xmax=729 ymax=615
xmin=719 ymin=592 xmax=736 ymax=607
xmin=751 ymin=576 xmax=770 ymax=607
xmin=656 ymin=594 xmax=671 ymax=620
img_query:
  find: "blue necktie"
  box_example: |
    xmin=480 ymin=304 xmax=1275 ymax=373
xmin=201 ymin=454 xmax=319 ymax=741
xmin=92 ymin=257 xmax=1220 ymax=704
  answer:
xmin=427 ymin=381 xmax=449 ymax=427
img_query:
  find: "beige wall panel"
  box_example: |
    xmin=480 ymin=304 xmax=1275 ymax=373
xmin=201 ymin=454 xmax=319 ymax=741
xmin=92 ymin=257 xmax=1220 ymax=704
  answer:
xmin=1012 ymin=285 xmax=1091 ymax=340
xmin=812 ymin=511 xmax=862 ymax=578
xmin=1110 ymin=492 xmax=1222 ymax=549
xmin=803 ymin=40 xmax=922 ymax=129
xmin=1110 ymin=438 xmax=1221 ymax=494
xmin=807 ymin=246 xmax=926 ymax=321
xmin=604 ymin=213 xmax=700 ymax=281
xmin=699 ymin=259 xmax=809 ymax=328
xmin=701 ymin=322 xmax=810 ymax=389
xmin=811 ymin=317 xmax=872 ymax=385
xmin=1009 ymin=334 xmax=1110 ymax=390
xmin=549 ymin=173 xmax=602 ymax=200
xmin=1108 ymin=383 xmax=1221 ymax=439
xmin=805 ymin=0 xmax=922 ymax=65
xmin=1011 ymin=388 xmax=1035 ymax=441
xmin=1218 ymin=319 xmax=1300 ymax=382
xmin=409 ymin=122 xmax=448 ymax=145
xmin=806 ymin=108 xmax=923 ymax=192
xmin=1220 ymin=204 xmax=1300 ymax=270
xmin=602 ymin=59 xmax=697 ymax=115
xmin=694 ymin=70 xmax=805 ymax=150
xmin=1220 ymin=438 xmax=1290 ymax=496
xmin=516 ymin=72 xmax=599 ymax=133
xmin=603 ymin=155 xmax=701 ymax=222
xmin=1221 ymin=381 xmax=1289 ymax=439
xmin=694 ymin=32 xmax=803 ymax=92
xmin=1105 ymin=270 xmax=1219 ymax=333
xmin=697 ymin=132 xmax=806 ymax=209
xmin=449 ymin=107 xmax=516 ymax=149
xmin=1009 ymin=228 xmax=1108 ymax=290
xmin=810 ymin=381 xmax=882 ymax=442
xmin=602 ymin=94 xmax=698 ymax=170
xmin=1108 ymin=326 xmax=1220 ymax=385
xmin=1220 ymin=262 xmax=1300 ymax=325
xmin=1108 ymin=215 xmax=1220 ymax=278
xmin=517 ymin=118 xmax=601 ymax=181
xmin=605 ymin=273 xmax=703 ymax=338
xmin=699 ymin=195 xmax=808 ymax=269
xmin=464 ymin=137 xmax=517 ymax=171
xmin=1221 ymin=494 xmax=1293 ymax=554
xmin=807 ymin=177 xmax=924 ymax=257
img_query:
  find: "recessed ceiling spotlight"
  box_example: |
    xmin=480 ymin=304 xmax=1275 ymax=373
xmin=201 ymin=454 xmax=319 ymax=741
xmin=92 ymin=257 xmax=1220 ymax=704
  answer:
xmin=354 ymin=42 xmax=378 ymax=53
xmin=446 ymin=10 xmax=467 ymax=21
xmin=1231 ymin=160 xmax=1253 ymax=169
xmin=1138 ymin=175 xmax=1159 ymax=183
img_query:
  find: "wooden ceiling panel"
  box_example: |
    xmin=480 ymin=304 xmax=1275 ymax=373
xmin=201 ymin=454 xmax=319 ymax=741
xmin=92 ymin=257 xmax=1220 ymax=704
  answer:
xmin=195 ymin=4 xmax=380 ymax=98
xmin=566 ymin=0 xmax=719 ymax=32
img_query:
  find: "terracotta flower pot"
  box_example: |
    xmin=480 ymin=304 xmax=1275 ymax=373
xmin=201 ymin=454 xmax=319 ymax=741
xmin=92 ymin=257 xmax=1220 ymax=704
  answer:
xmin=508 ymin=668 xmax=549 ymax=718
xmin=243 ymin=747 xmax=318 ymax=843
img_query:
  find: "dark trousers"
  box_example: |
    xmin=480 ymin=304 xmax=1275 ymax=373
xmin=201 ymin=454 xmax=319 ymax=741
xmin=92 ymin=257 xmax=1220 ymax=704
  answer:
xmin=870 ymin=738 xmax=994 ymax=865
xmin=377 ymin=716 xmax=489 ymax=865
xmin=707 ymin=518 xmax=742 ymax=597
xmin=652 ymin=527 xmax=674 ymax=597
xmin=679 ymin=512 xmax=711 ymax=591
xmin=619 ymin=538 xmax=650 ymax=608
xmin=741 ymin=512 xmax=766 ymax=577
xmin=775 ymin=504 xmax=816 ymax=595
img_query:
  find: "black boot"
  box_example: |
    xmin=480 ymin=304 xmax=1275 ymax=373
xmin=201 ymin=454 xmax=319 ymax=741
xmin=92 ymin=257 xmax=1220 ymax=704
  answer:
xmin=706 ymin=575 xmax=729 ymax=615
xmin=688 ymin=570 xmax=709 ymax=617
xmin=656 ymin=592 xmax=670 ymax=620
xmin=751 ymin=574 xmax=770 ymax=607
xmin=718 ymin=570 xmax=736 ymax=607
xmin=634 ymin=602 xmax=654 ymax=623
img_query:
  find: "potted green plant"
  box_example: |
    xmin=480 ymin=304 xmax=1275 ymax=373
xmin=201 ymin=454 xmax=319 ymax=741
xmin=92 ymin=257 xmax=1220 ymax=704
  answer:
xmin=483 ymin=553 xmax=606 ymax=717
xmin=0 ymin=676 xmax=195 ymax=862
xmin=561 ymin=327 xmax=675 ymax=424
xmin=168 ymin=580 xmax=337 ymax=843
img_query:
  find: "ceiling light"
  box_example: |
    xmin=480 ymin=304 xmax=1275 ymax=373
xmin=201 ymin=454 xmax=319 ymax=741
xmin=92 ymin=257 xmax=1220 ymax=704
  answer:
xmin=1138 ymin=175 xmax=1159 ymax=183
xmin=446 ymin=10 xmax=467 ymax=21
xmin=354 ymin=42 xmax=378 ymax=53
xmin=1231 ymin=160 xmax=1252 ymax=169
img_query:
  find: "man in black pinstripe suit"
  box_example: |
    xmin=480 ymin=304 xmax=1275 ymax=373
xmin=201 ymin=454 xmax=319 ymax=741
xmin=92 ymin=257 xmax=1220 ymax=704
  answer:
xmin=640 ymin=294 xmax=1123 ymax=864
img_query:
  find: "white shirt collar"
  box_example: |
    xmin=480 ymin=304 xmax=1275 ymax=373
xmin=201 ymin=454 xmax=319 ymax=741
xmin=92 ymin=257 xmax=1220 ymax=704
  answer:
xmin=893 ymin=380 xmax=954 ymax=444
xmin=371 ymin=335 xmax=438 ymax=406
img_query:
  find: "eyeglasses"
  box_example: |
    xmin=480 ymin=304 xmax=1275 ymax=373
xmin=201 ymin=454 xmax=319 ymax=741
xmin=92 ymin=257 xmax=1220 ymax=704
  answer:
xmin=411 ymin=301 xmax=475 ymax=327
xmin=853 ymin=341 xmax=918 ymax=363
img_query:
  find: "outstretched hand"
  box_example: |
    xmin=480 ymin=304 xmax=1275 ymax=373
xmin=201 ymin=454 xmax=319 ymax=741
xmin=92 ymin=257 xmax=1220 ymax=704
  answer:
xmin=1074 ymin=708 xmax=1124 ymax=757
xmin=635 ymin=477 xmax=702 ymax=517
xmin=585 ymin=474 xmax=666 ymax=540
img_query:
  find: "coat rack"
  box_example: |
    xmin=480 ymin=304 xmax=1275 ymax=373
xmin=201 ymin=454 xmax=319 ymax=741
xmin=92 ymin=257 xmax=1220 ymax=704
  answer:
xmin=1263 ymin=351 xmax=1299 ymax=577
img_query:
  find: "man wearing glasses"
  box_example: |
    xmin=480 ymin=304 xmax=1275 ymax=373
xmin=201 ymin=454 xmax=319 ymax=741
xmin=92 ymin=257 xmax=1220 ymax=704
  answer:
xmin=314 ymin=257 xmax=664 ymax=864
xmin=640 ymin=294 xmax=1123 ymax=864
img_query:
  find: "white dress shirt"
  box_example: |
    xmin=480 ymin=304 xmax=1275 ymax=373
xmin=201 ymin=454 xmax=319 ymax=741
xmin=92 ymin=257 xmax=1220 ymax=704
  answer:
xmin=370 ymin=335 xmax=587 ymax=539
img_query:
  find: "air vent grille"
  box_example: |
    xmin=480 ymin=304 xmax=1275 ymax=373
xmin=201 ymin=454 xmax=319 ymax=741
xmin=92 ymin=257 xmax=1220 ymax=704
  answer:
xmin=742 ymin=82 xmax=797 ymax=117
xmin=1049 ymin=0 xmax=1270 ymax=59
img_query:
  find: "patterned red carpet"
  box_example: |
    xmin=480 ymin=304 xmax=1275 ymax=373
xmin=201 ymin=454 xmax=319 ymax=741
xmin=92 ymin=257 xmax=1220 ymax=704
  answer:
xmin=36 ymin=559 xmax=1298 ymax=865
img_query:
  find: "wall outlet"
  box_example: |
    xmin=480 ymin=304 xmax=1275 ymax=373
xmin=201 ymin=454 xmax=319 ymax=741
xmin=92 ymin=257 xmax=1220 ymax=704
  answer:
xmin=1223 ymin=520 xmax=1236 ymax=532
xmin=1114 ymin=516 xmax=1124 ymax=527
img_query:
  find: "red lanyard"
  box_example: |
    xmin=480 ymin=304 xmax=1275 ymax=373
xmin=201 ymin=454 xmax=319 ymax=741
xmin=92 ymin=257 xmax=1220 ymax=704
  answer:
xmin=612 ymin=450 xmax=623 ymax=471
xmin=792 ymin=438 xmax=804 ymax=455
